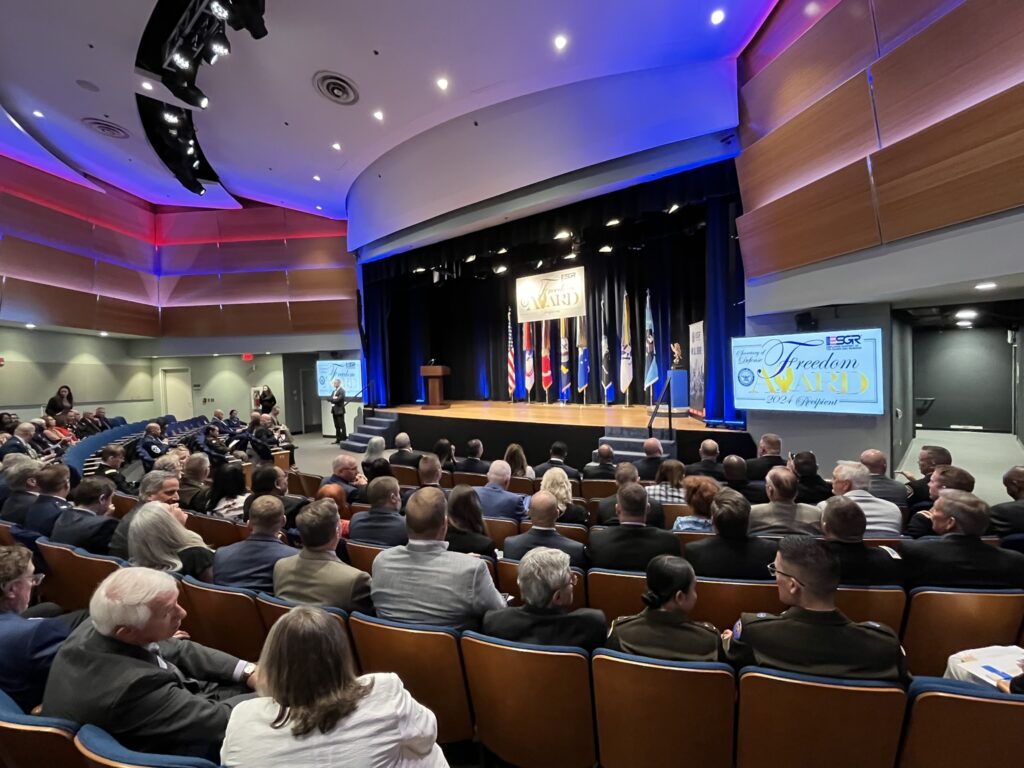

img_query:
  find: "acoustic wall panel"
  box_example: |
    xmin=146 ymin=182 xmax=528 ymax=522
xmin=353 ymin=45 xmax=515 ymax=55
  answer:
xmin=0 ymin=236 xmax=96 ymax=288
xmin=872 ymin=0 xmax=969 ymax=53
xmin=93 ymin=260 xmax=159 ymax=305
xmin=94 ymin=296 xmax=160 ymax=337
xmin=740 ymin=0 xmax=845 ymax=84
xmin=217 ymin=302 xmax=292 ymax=336
xmin=158 ymin=274 xmax=223 ymax=307
xmin=288 ymin=299 xmax=357 ymax=333
xmin=287 ymin=267 xmax=356 ymax=301
xmin=0 ymin=278 xmax=97 ymax=329
xmin=159 ymin=305 xmax=226 ymax=337
xmin=218 ymin=271 xmax=290 ymax=305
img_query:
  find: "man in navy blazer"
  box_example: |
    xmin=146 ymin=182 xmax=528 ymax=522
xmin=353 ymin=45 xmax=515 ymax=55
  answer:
xmin=24 ymin=464 xmax=72 ymax=537
xmin=349 ymin=476 xmax=408 ymax=546
xmin=50 ymin=476 xmax=119 ymax=555
xmin=0 ymin=424 xmax=39 ymax=460
xmin=533 ymin=441 xmax=581 ymax=480
xmin=1 ymin=458 xmax=42 ymax=526
xmin=213 ymin=496 xmax=296 ymax=593
xmin=455 ymin=439 xmax=491 ymax=475
xmin=503 ymin=491 xmax=587 ymax=569
xmin=474 ymin=460 xmax=527 ymax=522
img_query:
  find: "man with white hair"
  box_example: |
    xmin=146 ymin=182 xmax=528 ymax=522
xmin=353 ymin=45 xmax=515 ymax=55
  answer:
xmin=42 ymin=567 xmax=258 ymax=758
xmin=474 ymin=460 xmax=526 ymax=521
xmin=685 ymin=439 xmax=726 ymax=481
xmin=483 ymin=547 xmax=606 ymax=651
xmin=389 ymin=432 xmax=421 ymax=468
xmin=818 ymin=461 xmax=902 ymax=536
xmin=320 ymin=453 xmax=368 ymax=502
xmin=108 ymin=470 xmax=182 ymax=560
xmin=0 ymin=457 xmax=42 ymax=526
xmin=0 ymin=423 xmax=40 ymax=460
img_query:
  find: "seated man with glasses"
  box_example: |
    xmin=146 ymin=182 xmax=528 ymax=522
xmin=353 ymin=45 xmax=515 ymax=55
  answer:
xmin=723 ymin=536 xmax=908 ymax=682
xmin=482 ymin=547 xmax=606 ymax=651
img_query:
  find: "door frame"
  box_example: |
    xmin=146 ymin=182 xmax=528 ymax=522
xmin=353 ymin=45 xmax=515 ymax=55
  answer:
xmin=160 ymin=367 xmax=194 ymax=419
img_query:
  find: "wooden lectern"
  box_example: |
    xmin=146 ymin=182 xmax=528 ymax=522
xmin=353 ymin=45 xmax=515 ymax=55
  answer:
xmin=420 ymin=365 xmax=451 ymax=409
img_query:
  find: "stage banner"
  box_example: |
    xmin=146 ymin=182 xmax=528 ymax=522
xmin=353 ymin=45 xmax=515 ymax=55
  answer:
xmin=516 ymin=267 xmax=587 ymax=323
xmin=689 ymin=321 xmax=705 ymax=419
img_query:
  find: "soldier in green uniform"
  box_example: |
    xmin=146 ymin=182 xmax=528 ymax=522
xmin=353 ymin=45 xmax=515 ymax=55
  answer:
xmin=724 ymin=536 xmax=908 ymax=682
xmin=607 ymin=554 xmax=723 ymax=661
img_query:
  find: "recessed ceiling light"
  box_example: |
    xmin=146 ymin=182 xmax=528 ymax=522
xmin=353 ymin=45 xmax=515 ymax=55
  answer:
xmin=563 ymin=254 xmax=577 ymax=261
xmin=553 ymin=34 xmax=568 ymax=51
xmin=494 ymin=264 xmax=508 ymax=274
xmin=605 ymin=219 xmax=620 ymax=227
xmin=162 ymin=111 xmax=180 ymax=125
xmin=804 ymin=1 xmax=822 ymax=16
xmin=955 ymin=309 xmax=978 ymax=320
xmin=599 ymin=245 xmax=613 ymax=253
xmin=315 ymin=205 xmax=323 ymax=211
xmin=413 ymin=266 xmax=427 ymax=273
xmin=975 ymin=281 xmax=998 ymax=291
xmin=554 ymin=230 xmax=571 ymax=240
xmin=151 ymin=355 xmax=158 ymax=359
xmin=496 ymin=247 xmax=508 ymax=254
xmin=265 ymin=352 xmax=271 ymax=355
xmin=213 ymin=353 xmax=219 ymax=357
xmin=667 ymin=203 xmax=680 ymax=214
xmin=141 ymin=81 xmax=154 ymax=91
xmin=313 ymin=175 xmax=321 ymax=182
xmin=710 ymin=9 xmax=726 ymax=25
xmin=99 ymin=331 xmax=109 ymax=337
xmin=956 ymin=320 xmax=973 ymax=328
xmin=331 ymin=142 xmax=342 ymax=151
xmin=373 ymin=110 xmax=384 ymax=121
xmin=464 ymin=254 xmax=476 ymax=263
xmin=436 ymin=77 xmax=449 ymax=91
xmin=32 ymin=110 xmax=44 ymax=118
xmin=535 ymin=259 xmax=544 ymax=269
xmin=24 ymin=323 xmax=36 ymax=329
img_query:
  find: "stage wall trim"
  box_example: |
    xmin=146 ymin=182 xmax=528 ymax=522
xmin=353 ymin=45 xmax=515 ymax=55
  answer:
xmin=515 ymin=266 xmax=587 ymax=322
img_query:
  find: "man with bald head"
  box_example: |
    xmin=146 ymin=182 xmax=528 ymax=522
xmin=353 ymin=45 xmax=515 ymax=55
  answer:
xmin=859 ymin=449 xmax=908 ymax=511
xmin=723 ymin=455 xmax=769 ymax=505
xmin=634 ymin=437 xmax=666 ymax=481
xmin=370 ymin=487 xmax=506 ymax=629
xmin=474 ymin=460 xmax=526 ymax=521
xmin=685 ymin=439 xmax=725 ymax=482
xmin=583 ymin=444 xmax=617 ymax=480
xmin=746 ymin=433 xmax=786 ymax=481
xmin=320 ymin=453 xmax=368 ymax=503
xmin=388 ymin=432 xmax=421 ymax=468
xmin=136 ymin=422 xmax=170 ymax=472
xmin=503 ymin=491 xmax=588 ymax=568
xmin=989 ymin=466 xmax=1024 ymax=537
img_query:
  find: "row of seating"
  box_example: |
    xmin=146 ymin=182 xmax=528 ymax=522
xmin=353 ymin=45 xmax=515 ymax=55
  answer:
xmin=388 ymin=465 xmax=631 ymax=497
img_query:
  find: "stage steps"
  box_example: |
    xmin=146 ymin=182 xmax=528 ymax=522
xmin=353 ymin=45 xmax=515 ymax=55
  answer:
xmin=593 ymin=427 xmax=677 ymax=463
xmin=338 ymin=411 xmax=400 ymax=453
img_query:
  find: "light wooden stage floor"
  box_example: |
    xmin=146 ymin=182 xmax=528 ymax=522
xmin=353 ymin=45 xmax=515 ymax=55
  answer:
xmin=383 ymin=400 xmax=726 ymax=432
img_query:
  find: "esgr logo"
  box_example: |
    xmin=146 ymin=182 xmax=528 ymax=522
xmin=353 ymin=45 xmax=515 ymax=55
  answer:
xmin=825 ymin=334 xmax=861 ymax=350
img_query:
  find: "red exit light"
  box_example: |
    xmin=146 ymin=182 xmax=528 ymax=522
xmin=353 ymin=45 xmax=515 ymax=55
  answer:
xmin=241 ymin=353 xmax=254 ymax=362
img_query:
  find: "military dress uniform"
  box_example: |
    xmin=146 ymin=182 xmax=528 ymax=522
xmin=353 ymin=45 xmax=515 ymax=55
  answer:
xmin=137 ymin=434 xmax=170 ymax=471
xmin=606 ymin=609 xmax=724 ymax=662
xmin=90 ymin=463 xmax=138 ymax=496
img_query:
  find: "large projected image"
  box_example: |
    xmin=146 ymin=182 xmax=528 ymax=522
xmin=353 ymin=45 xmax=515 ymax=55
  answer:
xmin=316 ymin=359 xmax=363 ymax=398
xmin=731 ymin=328 xmax=884 ymax=415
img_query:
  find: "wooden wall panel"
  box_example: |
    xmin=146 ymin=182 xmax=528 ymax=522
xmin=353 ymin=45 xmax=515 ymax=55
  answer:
xmin=0 ymin=278 xmax=97 ymax=328
xmin=284 ymin=236 xmax=352 ymax=269
xmin=736 ymin=161 xmax=881 ymax=277
xmin=90 ymin=226 xmax=155 ymax=271
xmin=154 ymin=206 xmax=345 ymax=244
xmin=95 ymin=296 xmax=160 ymax=336
xmin=872 ymin=0 xmax=968 ymax=53
xmin=287 ymin=267 xmax=356 ymax=301
xmin=740 ymin=0 xmax=844 ymax=83
xmin=871 ymin=0 xmax=1024 ymax=147
xmin=158 ymin=242 xmax=217 ymax=274
xmin=0 ymin=236 xmax=96 ymax=288
xmin=217 ymin=302 xmax=292 ymax=336
xmin=159 ymin=305 xmax=226 ymax=337
xmin=0 ymin=193 xmax=95 ymax=251
xmin=158 ymin=274 xmax=222 ymax=306
xmin=217 ymin=271 xmax=289 ymax=305
xmin=739 ymin=0 xmax=877 ymax=146
xmin=94 ymin=261 xmax=159 ymax=305
xmin=872 ymin=80 xmax=1024 ymax=242
xmin=288 ymin=299 xmax=357 ymax=333
xmin=736 ymin=73 xmax=878 ymax=210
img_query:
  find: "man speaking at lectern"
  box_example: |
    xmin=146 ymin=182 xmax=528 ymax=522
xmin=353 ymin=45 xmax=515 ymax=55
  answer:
xmin=329 ymin=378 xmax=347 ymax=444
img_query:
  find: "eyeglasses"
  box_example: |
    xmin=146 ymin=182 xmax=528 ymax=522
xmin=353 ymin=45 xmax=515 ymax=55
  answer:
xmin=2 ymin=573 xmax=44 ymax=591
xmin=766 ymin=563 xmax=803 ymax=586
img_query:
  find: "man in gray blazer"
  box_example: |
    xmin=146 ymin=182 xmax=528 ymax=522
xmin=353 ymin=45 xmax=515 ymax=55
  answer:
xmin=42 ymin=568 xmax=257 ymax=759
xmin=860 ymin=449 xmax=910 ymax=511
xmin=474 ymin=460 xmax=526 ymax=521
xmin=749 ymin=467 xmax=823 ymax=537
xmin=503 ymin=491 xmax=587 ymax=569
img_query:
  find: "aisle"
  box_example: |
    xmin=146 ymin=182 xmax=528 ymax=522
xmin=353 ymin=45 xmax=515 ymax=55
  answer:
xmin=897 ymin=429 xmax=1024 ymax=505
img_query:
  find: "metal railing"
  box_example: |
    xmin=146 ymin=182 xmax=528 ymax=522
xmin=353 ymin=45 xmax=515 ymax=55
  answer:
xmin=647 ymin=380 xmax=673 ymax=437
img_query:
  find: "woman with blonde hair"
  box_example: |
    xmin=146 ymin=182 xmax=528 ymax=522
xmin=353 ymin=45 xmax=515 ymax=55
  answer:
xmin=222 ymin=605 xmax=446 ymax=767
xmin=128 ymin=502 xmax=214 ymax=581
xmin=504 ymin=443 xmax=534 ymax=479
xmin=539 ymin=467 xmax=588 ymax=525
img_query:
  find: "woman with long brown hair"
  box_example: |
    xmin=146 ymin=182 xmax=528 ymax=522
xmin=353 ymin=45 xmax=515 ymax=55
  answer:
xmin=445 ymin=484 xmax=497 ymax=559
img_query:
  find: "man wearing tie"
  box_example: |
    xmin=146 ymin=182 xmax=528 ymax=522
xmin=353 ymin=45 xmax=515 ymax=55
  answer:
xmin=329 ymin=378 xmax=347 ymax=444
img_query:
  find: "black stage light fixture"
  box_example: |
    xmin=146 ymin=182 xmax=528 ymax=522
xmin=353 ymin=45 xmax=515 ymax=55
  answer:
xmin=227 ymin=0 xmax=268 ymax=39
xmin=162 ymin=76 xmax=209 ymax=109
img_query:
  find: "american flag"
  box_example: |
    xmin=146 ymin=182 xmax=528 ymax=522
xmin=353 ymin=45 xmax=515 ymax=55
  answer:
xmin=507 ymin=307 xmax=516 ymax=399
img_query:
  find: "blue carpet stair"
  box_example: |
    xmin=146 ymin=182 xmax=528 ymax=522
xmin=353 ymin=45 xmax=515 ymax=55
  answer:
xmin=339 ymin=411 xmax=400 ymax=453
xmin=592 ymin=426 xmax=677 ymax=463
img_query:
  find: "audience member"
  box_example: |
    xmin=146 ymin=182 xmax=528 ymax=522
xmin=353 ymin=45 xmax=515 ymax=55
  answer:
xmin=647 ymin=459 xmax=687 ymax=505
xmin=388 ymin=432 xmax=421 ymax=468
xmin=153 ymin=452 xmax=183 ymax=476
xmin=50 ymin=476 xmax=119 ymax=555
xmin=108 ymin=470 xmax=182 ymax=560
xmin=225 ymin=409 xmax=244 ymax=430
xmin=77 ymin=411 xmax=103 ymax=438
xmin=820 ymin=496 xmax=903 ymax=586
xmin=746 ymin=433 xmax=786 ymax=481
xmin=0 ymin=423 xmax=40 ymax=459
xmin=91 ymin=444 xmax=138 ymax=496
xmin=257 ymin=385 xmax=276 ymax=414
xmin=221 ymin=605 xmax=445 ymax=767
xmin=43 ymin=567 xmax=257 ymax=757
xmin=251 ymin=414 xmax=289 ymax=464
xmin=483 ymin=548 xmax=605 ymax=651
xmin=431 ymin=438 xmax=458 ymax=473
xmin=596 ymin=463 xmax=664 ymax=527
xmin=0 ymin=412 xmax=16 ymax=435
xmin=444 ymin=485 xmax=498 ymax=559
xmin=722 ymin=455 xmax=769 ymax=505
xmin=685 ymin=439 xmax=725 ymax=481
xmin=274 ymin=499 xmax=372 ymax=613
xmin=129 ymin=503 xmax=214 ymax=581
xmin=53 ymin=414 xmax=80 ymax=445
xmin=137 ymin=422 xmax=171 ymax=471
xmin=417 ymin=453 xmax=449 ymax=496
xmin=372 ymin=487 xmax=505 ymax=630
xmin=859 ymin=449 xmax=909 ymax=510
xmin=607 ymin=554 xmax=724 ymax=661
xmin=360 ymin=435 xmax=386 ymax=475
xmin=504 ymin=442 xmax=534 ymax=479
xmin=213 ymin=496 xmax=295 ymax=593
xmin=901 ymin=445 xmax=952 ymax=508
xmin=1 ymin=457 xmax=43 ymax=525
xmin=533 ymin=441 xmax=581 ymax=480
xmin=672 ymin=475 xmax=719 ymax=532
xmin=749 ymin=467 xmax=822 ymax=536
xmin=633 ymin=437 xmax=666 ymax=481
xmin=588 ymin=484 xmax=678 ymax=571
xmin=724 ymin=536 xmax=908 ymax=681
xmin=44 ymin=385 xmax=74 ymax=418
xmin=905 ymin=464 xmax=976 ymax=538
xmin=540 ymin=466 xmax=588 ymax=524
xmin=94 ymin=407 xmax=113 ymax=431
xmin=201 ymin=425 xmax=232 ymax=467
xmin=242 ymin=464 xmax=310 ymax=528
xmin=41 ymin=415 xmax=73 ymax=450
xmin=503 ymin=491 xmax=587 ymax=569
xmin=24 ymin=463 xmax=72 ymax=536
xmin=348 ymin=476 xmax=408 ymax=546
xmin=989 ymin=465 xmax=1024 ymax=536
xmin=0 ymin=453 xmax=32 ymax=508
xmin=791 ymin=451 xmax=833 ymax=505
xmin=456 ymin=439 xmax=490 ymax=475
xmin=474 ymin=460 xmax=526 ymax=521
xmin=820 ymin=461 xmax=902 ymax=535
xmin=179 ymin=453 xmax=211 ymax=512
xmin=685 ymin=489 xmax=778 ymax=580
xmin=582 ymin=444 xmax=617 ymax=480
xmin=320 ymin=454 xmax=368 ymax=503
xmin=205 ymin=463 xmax=250 ymax=520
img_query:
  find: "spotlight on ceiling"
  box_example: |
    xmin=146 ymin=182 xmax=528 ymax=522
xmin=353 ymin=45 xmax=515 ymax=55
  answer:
xmin=162 ymin=111 xmax=180 ymax=125
xmin=209 ymin=1 xmax=230 ymax=20
xmin=373 ymin=110 xmax=384 ymax=121
xmin=464 ymin=254 xmax=477 ymax=263
xmin=186 ymin=146 xmax=195 ymax=155
xmin=141 ymin=81 xmax=154 ymax=91
xmin=975 ymin=281 xmax=998 ymax=291
xmin=667 ymin=203 xmax=680 ymax=214
xmin=412 ymin=266 xmax=427 ymax=274
xmin=956 ymin=320 xmax=973 ymax=328
xmin=225 ymin=0 xmax=268 ymax=39
xmin=171 ymin=49 xmax=192 ymax=70
xmin=599 ymin=245 xmax=613 ymax=253
xmin=955 ymin=309 xmax=978 ymax=320
xmin=535 ymin=259 xmax=544 ymax=269
xmin=554 ymin=230 xmax=572 ymax=240
xmin=313 ymin=175 xmax=321 ymax=182
xmin=163 ymin=77 xmax=209 ymax=109
xmin=331 ymin=142 xmax=342 ymax=151
xmin=436 ymin=77 xmax=449 ymax=91
xmin=710 ymin=9 xmax=726 ymax=25
xmin=99 ymin=331 xmax=109 ymax=337
xmin=496 ymin=247 xmax=508 ymax=255
xmin=605 ymin=218 xmax=620 ymax=227
xmin=208 ymin=30 xmax=231 ymax=58
xmin=315 ymin=205 xmax=323 ymax=211
xmin=31 ymin=110 xmax=44 ymax=118
xmin=553 ymin=34 xmax=568 ymax=51
xmin=493 ymin=264 xmax=508 ymax=274
xmin=25 ymin=323 xmax=36 ymax=329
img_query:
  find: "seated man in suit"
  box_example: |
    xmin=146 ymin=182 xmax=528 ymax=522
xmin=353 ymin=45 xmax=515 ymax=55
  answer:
xmin=483 ymin=547 xmax=606 ymax=651
xmin=821 ymin=496 xmax=902 ymax=586
xmin=533 ymin=441 xmax=581 ymax=480
xmin=722 ymin=455 xmax=769 ymax=505
xmin=371 ymin=487 xmax=506 ymax=630
xmin=905 ymin=465 xmax=976 ymax=538
xmin=320 ymin=453 xmax=368 ymax=504
xmin=43 ymin=567 xmax=258 ymax=758
xmin=474 ymin=460 xmax=527 ymax=521
xmin=859 ymin=449 xmax=909 ymax=512
xmin=745 ymin=433 xmax=786 ymax=482
xmin=273 ymin=499 xmax=372 ymax=613
xmin=348 ymin=476 xmax=408 ymax=546
xmin=819 ymin=461 xmax=902 ymax=536
xmin=596 ymin=463 xmax=664 ymax=527
xmin=1 ymin=457 xmax=42 ymax=526
xmin=93 ymin=407 xmax=113 ymax=431
xmin=89 ymin=444 xmax=138 ymax=496
xmin=417 ymin=453 xmax=450 ymax=497
xmin=24 ymin=463 xmax=73 ymax=537
xmin=684 ymin=439 xmax=726 ymax=481
xmin=633 ymin=438 xmax=666 ymax=482
xmin=789 ymin=451 xmax=832 ymax=505
xmin=900 ymin=444 xmax=952 ymax=509
xmin=724 ymin=535 xmax=908 ymax=681
xmin=0 ymin=423 xmax=40 ymax=460
xmin=900 ymin=489 xmax=1024 ymax=589
xmin=388 ymin=432 xmax=422 ymax=468
xmin=108 ymin=470 xmax=181 ymax=560
xmin=685 ymin=489 xmax=778 ymax=580
xmin=241 ymin=464 xmax=309 ymax=529
xmin=178 ymin=453 xmax=211 ymax=512
xmin=989 ymin=465 xmax=1024 ymax=536
xmin=749 ymin=467 xmax=822 ymax=537
xmin=504 ymin=491 xmax=587 ymax=569
xmin=76 ymin=411 xmax=102 ymax=438
xmin=50 ymin=476 xmax=119 ymax=555
xmin=455 ymin=439 xmax=491 ymax=475
xmin=582 ymin=444 xmax=617 ymax=480
xmin=213 ymin=496 xmax=295 ymax=593
xmin=588 ymin=483 xmax=679 ymax=571
xmin=136 ymin=422 xmax=170 ymax=472
xmin=0 ymin=453 xmax=32 ymax=509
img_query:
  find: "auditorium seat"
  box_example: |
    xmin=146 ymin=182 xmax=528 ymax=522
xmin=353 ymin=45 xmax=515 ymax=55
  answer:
xmin=0 ymin=689 xmax=85 ymax=768
xmin=1001 ymin=533 xmax=1024 ymax=554
xmin=315 ymin=483 xmax=351 ymax=519
xmin=348 ymin=612 xmax=474 ymax=743
xmin=0 ymin=521 xmax=17 ymax=546
xmin=348 ymin=502 xmax=371 ymax=516
xmin=346 ymin=540 xmax=388 ymax=574
xmin=834 ymin=585 xmax=906 ymax=630
xmin=592 ymin=651 xmax=735 ymax=768
xmin=736 ymin=667 xmax=906 ymax=768
xmin=497 ymin=559 xmax=586 ymax=610
xmin=587 ymin=568 xmax=646 ymax=624
xmin=286 ymin=472 xmax=305 ymax=495
xmin=863 ymin=537 xmax=907 ymax=549
xmin=461 ymin=632 xmax=596 ymax=767
xmin=271 ymin=451 xmax=290 ymax=474
xmin=439 ymin=470 xmax=454 ymax=489
xmin=897 ymin=677 xmax=1024 ymax=766
xmin=242 ymin=462 xmax=253 ymax=490
xmin=452 ymin=471 xmax=488 ymax=487
xmin=508 ymin=476 xmax=533 ymax=494
xmin=36 ymin=539 xmax=122 ymax=612
xmin=482 ymin=517 xmax=519 ymax=549
xmin=390 ymin=465 xmax=419 ymax=486
xmin=690 ymin=579 xmax=786 ymax=632
xmin=75 ymin=724 xmax=217 ymax=768
xmin=183 ymin=512 xmax=249 ymax=549
xmin=581 ymin=479 xmax=617 ymax=500
xmin=901 ymin=588 xmax=1024 ymax=676
xmin=179 ymin=577 xmax=266 ymax=661
xmin=662 ymin=503 xmax=692 ymax=531
xmin=109 ymin=494 xmax=136 ymax=520
xmin=296 ymin=472 xmax=322 ymax=498
xmin=674 ymin=530 xmax=713 ymax=553
xmin=981 ymin=537 xmax=1002 ymax=548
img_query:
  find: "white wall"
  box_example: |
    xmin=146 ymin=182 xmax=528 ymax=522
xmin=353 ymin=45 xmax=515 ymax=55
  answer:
xmin=150 ymin=354 xmax=286 ymax=423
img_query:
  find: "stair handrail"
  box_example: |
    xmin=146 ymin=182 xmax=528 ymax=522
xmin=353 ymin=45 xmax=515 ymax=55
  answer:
xmin=646 ymin=379 xmax=673 ymax=438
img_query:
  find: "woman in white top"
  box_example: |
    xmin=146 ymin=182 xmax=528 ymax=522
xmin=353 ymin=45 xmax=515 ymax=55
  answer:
xmin=222 ymin=606 xmax=448 ymax=768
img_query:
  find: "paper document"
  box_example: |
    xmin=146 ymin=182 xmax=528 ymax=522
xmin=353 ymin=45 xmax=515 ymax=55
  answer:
xmin=945 ymin=645 xmax=1024 ymax=687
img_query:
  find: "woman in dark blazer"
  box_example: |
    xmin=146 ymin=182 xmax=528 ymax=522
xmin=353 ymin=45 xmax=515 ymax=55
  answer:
xmin=445 ymin=485 xmax=497 ymax=559
xmin=258 ymin=386 xmax=277 ymax=414
xmin=44 ymin=385 xmax=74 ymax=418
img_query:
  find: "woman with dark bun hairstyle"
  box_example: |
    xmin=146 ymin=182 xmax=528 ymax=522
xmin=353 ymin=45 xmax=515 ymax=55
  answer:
xmin=606 ymin=554 xmax=724 ymax=661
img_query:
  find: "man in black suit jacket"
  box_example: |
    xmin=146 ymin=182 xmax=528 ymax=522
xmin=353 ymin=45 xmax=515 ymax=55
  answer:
xmin=24 ymin=464 xmax=73 ymax=537
xmin=455 ymin=439 xmax=491 ymax=475
xmin=348 ymin=476 xmax=408 ymax=547
xmin=242 ymin=465 xmax=310 ymax=529
xmin=93 ymin=407 xmax=113 ymax=431
xmin=533 ymin=441 xmax=581 ymax=480
xmin=0 ymin=458 xmax=42 ymax=525
xmin=821 ymin=496 xmax=902 ymax=586
xmin=504 ymin=491 xmax=587 ymax=569
xmin=388 ymin=432 xmax=422 ymax=468
xmin=745 ymin=433 xmax=786 ymax=481
xmin=723 ymin=455 xmax=770 ymax=505
xmin=596 ymin=463 xmax=663 ymax=527
xmin=900 ymin=490 xmax=1024 ymax=590
xmin=685 ymin=488 xmax=778 ymax=580
xmin=51 ymin=476 xmax=119 ymax=555
xmin=582 ymin=444 xmax=617 ymax=480
xmin=0 ymin=424 xmax=39 ymax=460
xmin=588 ymin=483 xmax=679 ymax=571
xmin=901 ymin=445 xmax=952 ymax=509
xmin=43 ymin=568 xmax=257 ymax=759
xmin=633 ymin=438 xmax=666 ymax=481
xmin=988 ymin=466 xmax=1024 ymax=537
xmin=792 ymin=451 xmax=833 ymax=505
xmin=328 ymin=377 xmax=347 ymax=443
xmin=684 ymin=439 xmax=726 ymax=482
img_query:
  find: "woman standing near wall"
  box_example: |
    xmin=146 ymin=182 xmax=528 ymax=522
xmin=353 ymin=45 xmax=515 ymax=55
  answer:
xmin=258 ymin=386 xmax=277 ymax=414
xmin=44 ymin=386 xmax=74 ymax=418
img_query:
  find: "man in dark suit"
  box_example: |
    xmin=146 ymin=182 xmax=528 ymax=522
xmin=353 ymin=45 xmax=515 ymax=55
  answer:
xmin=792 ymin=451 xmax=833 ymax=505
xmin=349 ymin=476 xmax=408 ymax=546
xmin=93 ymin=407 xmax=113 ymax=431
xmin=686 ymin=489 xmax=778 ymax=580
xmin=43 ymin=567 xmax=257 ymax=758
xmin=76 ymin=411 xmax=103 ymax=438
xmin=136 ymin=423 xmax=170 ymax=472
xmin=108 ymin=470 xmax=181 ymax=561
xmin=990 ymin=466 xmax=1024 ymax=537
xmin=904 ymin=465 xmax=976 ymax=538
xmin=329 ymin=377 xmax=347 ymax=443
xmin=50 ymin=476 xmax=119 ymax=555
xmin=1 ymin=458 xmax=42 ymax=526
xmin=684 ymin=439 xmax=725 ymax=482
xmin=474 ymin=460 xmax=526 ymax=522
xmin=320 ymin=454 xmax=368 ymax=504
xmin=860 ymin=449 xmax=909 ymax=511
xmin=900 ymin=444 xmax=952 ymax=509
xmin=241 ymin=464 xmax=309 ymax=528
xmin=504 ymin=491 xmax=587 ymax=569
xmin=0 ymin=423 xmax=39 ymax=460
xmin=455 ymin=439 xmax=491 ymax=475
xmin=596 ymin=463 xmax=664 ymax=527
xmin=900 ymin=489 xmax=1024 ymax=590
xmin=213 ymin=496 xmax=296 ymax=592
xmin=415 ymin=454 xmax=451 ymax=498
xmin=723 ymin=455 xmax=769 ymax=505
xmin=582 ymin=444 xmax=617 ymax=480
xmin=533 ymin=441 xmax=581 ymax=480
xmin=745 ymin=433 xmax=786 ymax=481
xmin=633 ymin=438 xmax=666 ymax=481
xmin=588 ymin=483 xmax=679 ymax=571
xmin=89 ymin=444 xmax=138 ymax=496
xmin=821 ymin=496 xmax=902 ymax=586
xmin=24 ymin=464 xmax=73 ymax=537
xmin=388 ymin=432 xmax=422 ymax=468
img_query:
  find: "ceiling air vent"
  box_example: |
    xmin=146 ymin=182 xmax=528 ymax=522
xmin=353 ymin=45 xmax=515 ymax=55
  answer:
xmin=81 ymin=117 xmax=130 ymax=140
xmin=313 ymin=71 xmax=359 ymax=105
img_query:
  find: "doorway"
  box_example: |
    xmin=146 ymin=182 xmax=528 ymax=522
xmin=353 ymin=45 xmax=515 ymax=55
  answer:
xmin=162 ymin=368 xmax=194 ymax=420
xmin=299 ymin=368 xmax=322 ymax=434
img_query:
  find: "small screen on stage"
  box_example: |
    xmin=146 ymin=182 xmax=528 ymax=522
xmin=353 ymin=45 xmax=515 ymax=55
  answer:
xmin=731 ymin=328 xmax=884 ymax=415
xmin=316 ymin=359 xmax=362 ymax=398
